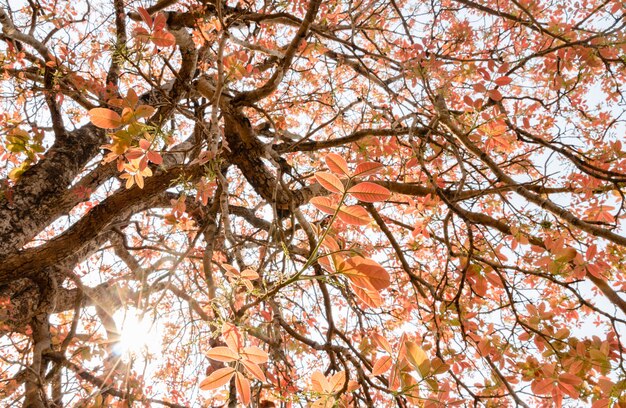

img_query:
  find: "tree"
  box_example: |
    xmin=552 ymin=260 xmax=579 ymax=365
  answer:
xmin=0 ymin=0 xmax=625 ymax=406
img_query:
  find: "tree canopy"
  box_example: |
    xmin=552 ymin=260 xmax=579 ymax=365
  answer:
xmin=1 ymin=0 xmax=626 ymax=406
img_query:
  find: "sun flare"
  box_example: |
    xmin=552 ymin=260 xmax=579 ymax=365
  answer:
xmin=113 ymin=308 xmax=161 ymax=357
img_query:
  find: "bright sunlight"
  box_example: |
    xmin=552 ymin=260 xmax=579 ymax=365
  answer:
xmin=113 ymin=308 xmax=161 ymax=358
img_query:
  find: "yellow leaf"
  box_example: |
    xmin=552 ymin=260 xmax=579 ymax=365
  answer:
xmin=404 ymin=341 xmax=430 ymax=377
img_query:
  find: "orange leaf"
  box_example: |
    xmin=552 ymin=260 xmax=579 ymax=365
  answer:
xmin=351 ymin=283 xmax=383 ymax=307
xmin=206 ymin=346 xmax=238 ymax=362
xmin=240 ymin=269 xmax=260 ymax=280
xmin=235 ymin=372 xmax=251 ymax=405
xmin=353 ymin=161 xmax=383 ymax=177
xmin=558 ymin=373 xmax=582 ymax=386
xmin=404 ymin=341 xmax=430 ymax=377
xmin=89 ymin=108 xmax=123 ymax=129
xmin=342 ymin=268 xmax=376 ymax=291
xmin=310 ymin=196 xmax=337 ymax=215
xmin=321 ymin=235 xmax=340 ymax=251
xmin=337 ymin=205 xmax=370 ymax=225
xmin=325 ymin=153 xmax=350 ymax=176
xmin=241 ymin=346 xmax=268 ymax=364
xmin=241 ymin=359 xmax=266 ymax=382
xmin=372 ymin=333 xmax=393 ymax=354
xmin=348 ymin=182 xmax=391 ymax=202
xmin=352 ymin=257 xmax=391 ymax=290
xmin=555 ymin=247 xmax=577 ymax=262
xmin=126 ymin=89 xmax=139 ymax=108
xmin=317 ymin=255 xmax=334 ymax=273
xmin=347 ymin=380 xmax=359 ymax=392
xmin=199 ymin=367 xmax=235 ymax=390
xmin=372 ymin=356 xmax=393 ymax=376
xmin=388 ymin=364 xmax=401 ymax=390
xmin=134 ymin=104 xmax=156 ymax=119
xmin=315 ymin=172 xmax=345 ymax=194
xmin=329 ymin=371 xmax=346 ymax=393
xmin=222 ymin=322 xmax=243 ymax=352
xmin=431 ymin=357 xmax=450 ymax=375
xmin=312 ymin=397 xmax=334 ymax=408
xmin=311 ymin=370 xmax=328 ymax=393
xmin=558 ymin=381 xmax=579 ymax=399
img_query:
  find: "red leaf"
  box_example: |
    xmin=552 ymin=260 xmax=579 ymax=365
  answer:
xmin=139 ymin=138 xmax=151 ymax=150
xmin=586 ymin=244 xmax=597 ymax=260
xmin=473 ymin=83 xmax=487 ymax=93
xmin=558 ymin=381 xmax=579 ymax=399
xmin=592 ymin=399 xmax=611 ymax=408
xmin=152 ymin=30 xmax=176 ymax=47
xmin=315 ymin=172 xmax=344 ymax=194
xmin=310 ymin=196 xmax=337 ymax=215
xmin=89 ymin=108 xmax=123 ymax=129
xmin=488 ymin=89 xmax=503 ymax=101
xmin=133 ymin=26 xmax=151 ymax=41
xmin=147 ymin=150 xmax=163 ymax=164
xmin=348 ymin=182 xmax=391 ymax=202
xmin=558 ymin=373 xmax=582 ymax=386
xmin=586 ymin=263 xmax=604 ymax=279
xmin=494 ymin=76 xmax=512 ymax=86
xmin=325 ymin=153 xmax=350 ymax=176
xmin=337 ymin=205 xmax=370 ymax=225
xmin=152 ymin=13 xmax=167 ymax=31
xmin=136 ymin=7 xmax=152 ymax=28
xmin=199 ymin=367 xmax=236 ymax=390
xmin=353 ymin=161 xmax=384 ymax=177
xmin=125 ymin=148 xmax=144 ymax=160
xmin=531 ymin=378 xmax=555 ymax=395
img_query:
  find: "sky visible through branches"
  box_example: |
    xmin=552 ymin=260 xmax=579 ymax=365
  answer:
xmin=1 ymin=0 xmax=626 ymax=407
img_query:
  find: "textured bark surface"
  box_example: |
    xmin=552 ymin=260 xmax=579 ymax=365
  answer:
xmin=0 ymin=124 xmax=106 ymax=257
